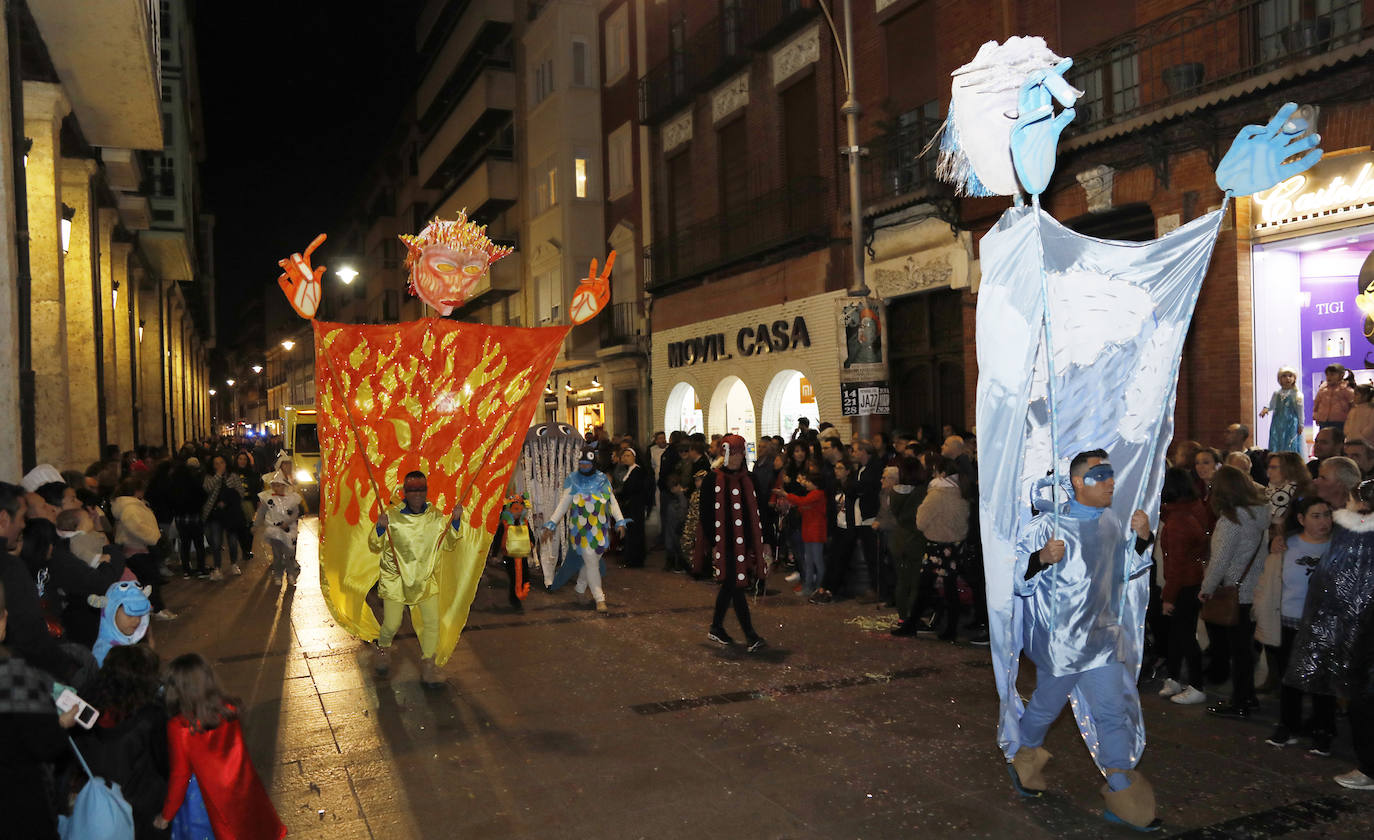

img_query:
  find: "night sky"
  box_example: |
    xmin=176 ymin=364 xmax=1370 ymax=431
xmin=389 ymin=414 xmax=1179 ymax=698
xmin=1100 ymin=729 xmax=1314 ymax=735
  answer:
xmin=193 ymin=1 xmax=419 ymax=353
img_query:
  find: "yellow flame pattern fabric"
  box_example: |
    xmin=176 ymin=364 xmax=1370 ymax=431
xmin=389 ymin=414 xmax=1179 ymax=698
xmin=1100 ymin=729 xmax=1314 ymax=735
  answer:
xmin=313 ymin=318 xmax=568 ymax=665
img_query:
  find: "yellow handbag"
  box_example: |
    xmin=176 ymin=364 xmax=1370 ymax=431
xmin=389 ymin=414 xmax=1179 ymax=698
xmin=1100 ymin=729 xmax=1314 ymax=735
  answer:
xmin=504 ymin=524 xmax=532 ymax=558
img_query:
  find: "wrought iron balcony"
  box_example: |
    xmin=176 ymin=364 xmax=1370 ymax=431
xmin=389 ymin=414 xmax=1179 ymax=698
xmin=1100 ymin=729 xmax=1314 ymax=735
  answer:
xmin=1067 ymin=0 xmax=1369 ymax=136
xmin=862 ymin=125 xmax=940 ymax=212
xmin=639 ymin=10 xmax=754 ymax=124
xmin=741 ymin=0 xmax=820 ymax=50
xmin=647 ymin=176 xmax=828 ymax=293
xmin=599 ymin=302 xmax=644 ymax=350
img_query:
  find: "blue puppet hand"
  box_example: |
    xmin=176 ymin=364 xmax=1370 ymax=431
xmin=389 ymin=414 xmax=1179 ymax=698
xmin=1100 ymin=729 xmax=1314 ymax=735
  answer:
xmin=1010 ymin=58 xmax=1081 ymax=196
xmin=1215 ymin=102 xmax=1323 ymax=197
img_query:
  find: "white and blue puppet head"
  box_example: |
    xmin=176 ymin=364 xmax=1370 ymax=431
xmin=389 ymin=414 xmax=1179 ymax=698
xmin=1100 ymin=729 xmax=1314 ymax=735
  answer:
xmin=91 ymin=580 xmax=152 ymax=666
xmin=938 ymin=36 xmax=1080 ymax=197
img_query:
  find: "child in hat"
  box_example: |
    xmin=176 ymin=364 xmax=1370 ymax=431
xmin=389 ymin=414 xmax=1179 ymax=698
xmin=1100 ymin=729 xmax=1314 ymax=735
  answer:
xmin=253 ymin=471 xmax=304 ymax=586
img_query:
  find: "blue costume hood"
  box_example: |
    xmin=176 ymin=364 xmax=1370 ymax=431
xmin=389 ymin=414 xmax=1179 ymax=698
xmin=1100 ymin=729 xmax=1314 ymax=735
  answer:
xmin=92 ymin=580 xmax=151 ymax=666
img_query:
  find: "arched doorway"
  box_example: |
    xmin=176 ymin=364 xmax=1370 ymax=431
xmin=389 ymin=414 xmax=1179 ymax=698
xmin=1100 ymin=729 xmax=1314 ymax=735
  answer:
xmin=761 ymin=369 xmax=819 ymax=438
xmin=665 ymin=381 xmax=703 ymax=435
xmin=709 ymin=376 xmax=757 ymax=460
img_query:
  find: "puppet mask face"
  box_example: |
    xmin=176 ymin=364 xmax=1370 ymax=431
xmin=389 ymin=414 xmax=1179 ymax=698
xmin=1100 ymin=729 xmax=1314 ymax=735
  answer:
xmin=401 ymin=213 xmax=514 ymax=317
xmin=942 ymin=36 xmax=1067 ymax=197
xmin=413 ymin=244 xmax=488 ymax=315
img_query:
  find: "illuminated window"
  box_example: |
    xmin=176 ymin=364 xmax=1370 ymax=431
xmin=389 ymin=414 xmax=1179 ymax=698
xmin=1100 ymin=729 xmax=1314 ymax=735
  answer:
xmin=575 ymin=156 xmax=588 ymax=198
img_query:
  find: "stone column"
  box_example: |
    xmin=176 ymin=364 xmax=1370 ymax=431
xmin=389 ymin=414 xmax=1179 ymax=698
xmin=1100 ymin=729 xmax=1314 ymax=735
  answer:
xmin=136 ymin=276 xmax=158 ymax=447
xmin=0 ymin=9 xmax=20 ymax=479
xmin=97 ymin=208 xmax=119 ymax=448
xmin=23 ymin=82 xmax=71 ymax=468
xmin=61 ymin=158 xmax=101 ymax=467
xmin=110 ymin=240 xmax=134 ymax=449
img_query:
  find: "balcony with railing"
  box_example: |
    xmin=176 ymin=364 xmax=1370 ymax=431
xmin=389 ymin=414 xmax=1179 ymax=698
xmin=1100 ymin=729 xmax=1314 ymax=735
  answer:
xmin=599 ymin=302 xmax=645 ymax=351
xmin=639 ymin=10 xmax=754 ymax=123
xmin=741 ymin=0 xmax=819 ymax=50
xmin=861 ymin=119 xmax=942 ymax=214
xmin=647 ymin=176 xmax=828 ymax=292
xmin=1066 ymin=0 xmax=1370 ymax=138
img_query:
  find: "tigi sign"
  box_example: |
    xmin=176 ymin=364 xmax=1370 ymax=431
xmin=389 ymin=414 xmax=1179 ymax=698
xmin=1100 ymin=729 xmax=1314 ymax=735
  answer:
xmin=666 ymin=316 xmax=812 ymax=368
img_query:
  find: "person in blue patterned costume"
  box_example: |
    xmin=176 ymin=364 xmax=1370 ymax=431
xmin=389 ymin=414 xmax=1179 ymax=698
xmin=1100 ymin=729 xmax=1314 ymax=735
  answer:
xmin=1010 ymin=450 xmax=1160 ymax=831
xmin=542 ymin=447 xmax=627 ymax=613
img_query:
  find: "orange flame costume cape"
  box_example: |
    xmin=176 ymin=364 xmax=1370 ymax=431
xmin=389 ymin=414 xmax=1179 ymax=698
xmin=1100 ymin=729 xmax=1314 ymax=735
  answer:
xmin=315 ymin=319 xmax=564 ymax=664
xmin=274 ymin=214 xmax=614 ymax=666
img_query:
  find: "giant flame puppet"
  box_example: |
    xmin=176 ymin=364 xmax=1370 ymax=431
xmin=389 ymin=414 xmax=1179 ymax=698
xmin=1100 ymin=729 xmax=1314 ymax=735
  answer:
xmin=945 ymin=36 xmax=1322 ymax=831
xmin=275 ymin=212 xmax=615 ymax=674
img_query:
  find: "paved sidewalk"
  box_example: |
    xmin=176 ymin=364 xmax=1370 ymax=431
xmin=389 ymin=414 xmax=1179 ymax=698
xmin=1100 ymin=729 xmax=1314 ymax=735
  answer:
xmin=149 ymin=519 xmax=1374 ymax=839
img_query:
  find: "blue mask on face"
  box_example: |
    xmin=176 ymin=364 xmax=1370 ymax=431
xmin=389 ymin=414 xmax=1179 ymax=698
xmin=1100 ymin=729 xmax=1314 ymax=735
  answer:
xmin=1082 ymin=463 xmax=1115 ymax=486
xmin=578 ymin=463 xmax=595 ymax=475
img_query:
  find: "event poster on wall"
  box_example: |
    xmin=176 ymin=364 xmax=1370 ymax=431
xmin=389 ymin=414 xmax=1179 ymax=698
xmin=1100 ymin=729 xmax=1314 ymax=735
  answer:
xmin=836 ymin=297 xmax=890 ymax=416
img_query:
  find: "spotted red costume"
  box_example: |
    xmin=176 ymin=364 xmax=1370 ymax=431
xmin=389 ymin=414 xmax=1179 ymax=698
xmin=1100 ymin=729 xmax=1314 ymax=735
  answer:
xmin=694 ymin=456 xmax=767 ymax=584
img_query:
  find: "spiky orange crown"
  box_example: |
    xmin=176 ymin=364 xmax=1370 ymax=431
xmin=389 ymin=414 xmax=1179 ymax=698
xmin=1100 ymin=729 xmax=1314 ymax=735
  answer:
xmin=398 ymin=209 xmax=514 ymax=277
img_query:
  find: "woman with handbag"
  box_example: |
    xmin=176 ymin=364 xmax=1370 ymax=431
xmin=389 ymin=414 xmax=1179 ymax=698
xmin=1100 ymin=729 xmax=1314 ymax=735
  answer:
xmin=1199 ymin=465 xmax=1269 ymax=719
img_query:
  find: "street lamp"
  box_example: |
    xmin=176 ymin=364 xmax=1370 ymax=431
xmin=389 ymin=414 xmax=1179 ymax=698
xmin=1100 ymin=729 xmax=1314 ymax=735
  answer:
xmin=226 ymin=378 xmax=235 ymax=387
xmin=336 ymin=266 xmax=358 ymax=285
xmin=208 ymin=388 xmax=217 ymax=396
xmin=60 ymin=203 xmax=75 ymax=255
xmin=251 ymin=364 xmax=263 ymax=374
xmin=281 ymin=339 xmax=295 ymax=351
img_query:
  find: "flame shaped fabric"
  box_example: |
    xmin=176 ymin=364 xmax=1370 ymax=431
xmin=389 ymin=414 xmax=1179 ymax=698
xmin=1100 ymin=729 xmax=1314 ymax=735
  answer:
xmin=314 ymin=318 xmax=569 ymax=665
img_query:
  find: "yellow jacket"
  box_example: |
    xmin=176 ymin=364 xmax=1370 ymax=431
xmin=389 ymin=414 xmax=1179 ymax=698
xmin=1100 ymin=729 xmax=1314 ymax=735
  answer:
xmin=368 ymin=503 xmax=463 ymax=604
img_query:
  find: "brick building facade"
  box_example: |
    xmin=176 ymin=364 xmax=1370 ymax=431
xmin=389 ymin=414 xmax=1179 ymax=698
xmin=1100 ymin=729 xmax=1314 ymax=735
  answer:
xmin=640 ymin=0 xmax=1374 ymax=449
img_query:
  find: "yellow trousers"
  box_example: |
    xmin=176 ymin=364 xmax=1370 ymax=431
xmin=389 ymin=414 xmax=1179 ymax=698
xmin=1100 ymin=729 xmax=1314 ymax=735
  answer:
xmin=378 ymin=596 xmax=439 ymax=659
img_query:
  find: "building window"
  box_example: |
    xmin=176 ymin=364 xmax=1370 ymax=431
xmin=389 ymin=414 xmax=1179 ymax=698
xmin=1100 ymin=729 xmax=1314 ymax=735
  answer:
xmin=572 ymin=39 xmax=589 ymax=87
xmin=535 ymin=269 xmax=562 ymax=324
xmin=604 ymin=6 xmax=630 ymax=85
xmin=161 ymin=84 xmax=171 ymax=102
xmin=574 ymin=155 xmax=588 ymax=198
xmin=534 ymin=55 xmax=555 ymax=104
xmin=607 ymin=122 xmax=632 ymax=199
xmin=533 ymin=157 xmax=558 ymax=213
xmin=163 ymin=113 xmax=173 ymax=147
xmin=159 ymin=157 xmax=175 ymax=197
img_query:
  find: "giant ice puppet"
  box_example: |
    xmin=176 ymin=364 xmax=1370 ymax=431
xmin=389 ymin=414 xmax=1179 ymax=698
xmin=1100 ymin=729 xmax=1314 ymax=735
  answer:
xmin=273 ymin=212 xmax=615 ymax=665
xmin=943 ymin=36 xmax=1322 ymax=777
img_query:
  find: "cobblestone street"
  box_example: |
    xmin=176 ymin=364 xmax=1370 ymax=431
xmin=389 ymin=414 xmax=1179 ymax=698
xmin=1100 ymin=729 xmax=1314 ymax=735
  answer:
xmin=148 ymin=519 xmax=1374 ymax=839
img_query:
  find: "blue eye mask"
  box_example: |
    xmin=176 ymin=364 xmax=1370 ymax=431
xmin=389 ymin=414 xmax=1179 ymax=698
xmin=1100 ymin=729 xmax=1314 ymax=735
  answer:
xmin=1082 ymin=463 xmax=1115 ymax=486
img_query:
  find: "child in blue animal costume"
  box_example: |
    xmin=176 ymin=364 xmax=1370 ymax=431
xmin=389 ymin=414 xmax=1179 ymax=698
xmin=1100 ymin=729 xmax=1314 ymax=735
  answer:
xmin=91 ymin=580 xmax=152 ymax=666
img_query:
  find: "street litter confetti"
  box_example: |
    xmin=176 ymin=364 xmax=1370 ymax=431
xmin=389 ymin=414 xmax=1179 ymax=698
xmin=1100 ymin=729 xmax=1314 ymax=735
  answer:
xmin=845 ymin=615 xmax=901 ymax=632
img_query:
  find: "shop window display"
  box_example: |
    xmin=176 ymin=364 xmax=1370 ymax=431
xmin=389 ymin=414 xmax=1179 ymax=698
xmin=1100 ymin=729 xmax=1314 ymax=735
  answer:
xmin=1253 ymin=223 xmax=1374 ymax=445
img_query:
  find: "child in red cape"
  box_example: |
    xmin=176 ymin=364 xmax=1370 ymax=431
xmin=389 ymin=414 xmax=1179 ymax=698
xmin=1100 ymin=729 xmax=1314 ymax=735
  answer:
xmin=153 ymin=653 xmax=286 ymax=838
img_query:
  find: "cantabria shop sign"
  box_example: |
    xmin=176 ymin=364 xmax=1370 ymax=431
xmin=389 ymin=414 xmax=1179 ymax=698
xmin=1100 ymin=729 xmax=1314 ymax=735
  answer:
xmin=666 ymin=316 xmax=812 ymax=368
xmin=1253 ymin=150 xmax=1374 ymax=231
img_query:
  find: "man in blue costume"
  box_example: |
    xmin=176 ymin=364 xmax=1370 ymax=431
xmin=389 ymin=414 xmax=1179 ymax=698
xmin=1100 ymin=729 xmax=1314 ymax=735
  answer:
xmin=1010 ymin=450 xmax=1158 ymax=830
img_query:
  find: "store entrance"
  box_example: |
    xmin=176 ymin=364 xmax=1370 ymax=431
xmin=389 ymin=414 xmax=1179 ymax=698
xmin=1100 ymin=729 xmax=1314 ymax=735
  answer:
xmin=887 ymin=289 xmax=965 ymax=438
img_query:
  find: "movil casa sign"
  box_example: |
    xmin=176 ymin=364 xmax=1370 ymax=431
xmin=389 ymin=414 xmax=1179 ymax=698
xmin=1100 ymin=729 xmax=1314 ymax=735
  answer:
xmin=1253 ymin=152 xmax=1374 ymax=230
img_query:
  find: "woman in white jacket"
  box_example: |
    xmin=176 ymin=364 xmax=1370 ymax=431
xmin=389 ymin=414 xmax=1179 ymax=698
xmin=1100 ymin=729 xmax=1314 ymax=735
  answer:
xmin=1200 ymin=466 xmax=1269 ymax=719
xmin=112 ymin=474 xmax=175 ymax=620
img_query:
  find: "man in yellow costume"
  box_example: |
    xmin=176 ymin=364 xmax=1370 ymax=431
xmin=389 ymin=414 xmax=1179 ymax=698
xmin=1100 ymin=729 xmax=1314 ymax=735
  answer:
xmin=369 ymin=470 xmax=464 ymax=686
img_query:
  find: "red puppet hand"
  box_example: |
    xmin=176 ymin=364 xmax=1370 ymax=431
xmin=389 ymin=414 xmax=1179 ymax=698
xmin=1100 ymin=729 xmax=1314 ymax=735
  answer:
xmin=277 ymin=233 xmax=327 ymax=319
xmin=568 ymin=251 xmax=615 ymax=326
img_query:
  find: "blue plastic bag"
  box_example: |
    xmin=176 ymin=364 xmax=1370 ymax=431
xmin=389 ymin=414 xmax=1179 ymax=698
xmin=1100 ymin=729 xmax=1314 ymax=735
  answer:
xmin=58 ymin=737 xmax=135 ymax=840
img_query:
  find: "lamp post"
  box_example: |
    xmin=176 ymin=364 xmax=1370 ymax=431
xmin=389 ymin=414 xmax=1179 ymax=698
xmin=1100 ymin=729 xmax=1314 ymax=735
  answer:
xmin=819 ymin=0 xmax=880 ymax=441
xmin=336 ymin=266 xmax=358 ymax=285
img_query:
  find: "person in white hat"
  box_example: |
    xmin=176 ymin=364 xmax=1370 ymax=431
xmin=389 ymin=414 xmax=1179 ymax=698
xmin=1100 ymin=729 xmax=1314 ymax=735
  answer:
xmin=253 ymin=471 xmax=304 ymax=586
